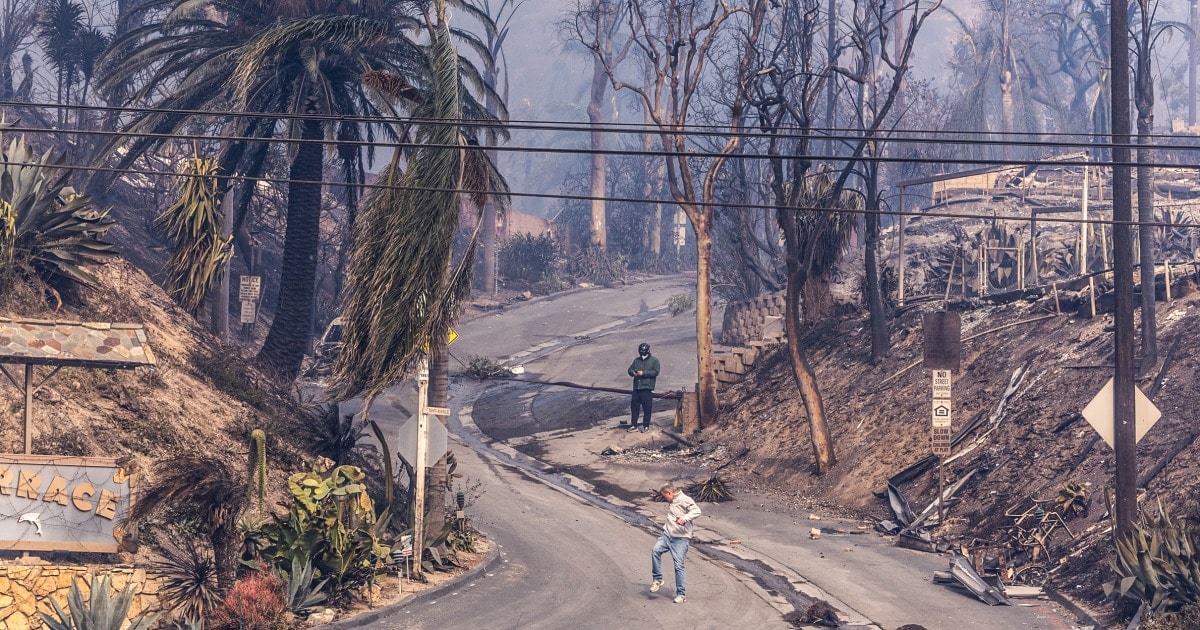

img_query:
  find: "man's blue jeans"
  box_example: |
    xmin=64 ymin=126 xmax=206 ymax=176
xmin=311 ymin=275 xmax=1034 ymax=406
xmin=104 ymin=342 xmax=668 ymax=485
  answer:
xmin=651 ymin=534 xmax=690 ymax=596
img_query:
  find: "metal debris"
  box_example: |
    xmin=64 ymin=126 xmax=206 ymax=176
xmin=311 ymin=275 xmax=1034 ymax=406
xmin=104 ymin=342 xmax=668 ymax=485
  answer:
xmin=947 ymin=555 xmax=1011 ymax=606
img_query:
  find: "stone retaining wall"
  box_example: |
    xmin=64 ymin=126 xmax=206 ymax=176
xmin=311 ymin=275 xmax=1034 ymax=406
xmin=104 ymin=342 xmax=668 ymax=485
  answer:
xmin=720 ymin=291 xmax=787 ymax=346
xmin=0 ymin=565 xmax=164 ymax=630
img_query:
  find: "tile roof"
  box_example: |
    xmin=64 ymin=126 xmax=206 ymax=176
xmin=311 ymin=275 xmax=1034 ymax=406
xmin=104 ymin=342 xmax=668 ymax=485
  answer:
xmin=0 ymin=317 xmax=156 ymax=369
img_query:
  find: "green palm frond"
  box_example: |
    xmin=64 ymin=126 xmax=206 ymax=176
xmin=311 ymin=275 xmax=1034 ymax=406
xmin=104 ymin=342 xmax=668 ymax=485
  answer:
xmin=332 ymin=4 xmax=472 ymax=400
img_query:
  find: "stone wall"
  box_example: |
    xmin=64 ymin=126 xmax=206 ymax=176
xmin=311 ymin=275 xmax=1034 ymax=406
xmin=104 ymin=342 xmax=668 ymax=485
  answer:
xmin=721 ymin=291 xmax=787 ymax=346
xmin=0 ymin=565 xmax=163 ymax=630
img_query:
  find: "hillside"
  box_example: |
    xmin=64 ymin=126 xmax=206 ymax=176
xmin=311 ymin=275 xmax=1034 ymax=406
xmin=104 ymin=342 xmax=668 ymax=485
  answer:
xmin=0 ymin=260 xmax=312 ymax=554
xmin=705 ymin=261 xmax=1200 ymax=617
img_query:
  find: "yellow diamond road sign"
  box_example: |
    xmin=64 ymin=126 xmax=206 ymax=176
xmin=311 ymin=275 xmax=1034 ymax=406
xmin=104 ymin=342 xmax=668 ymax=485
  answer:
xmin=1081 ymin=377 xmax=1161 ymax=449
xmin=448 ymin=328 xmax=458 ymax=346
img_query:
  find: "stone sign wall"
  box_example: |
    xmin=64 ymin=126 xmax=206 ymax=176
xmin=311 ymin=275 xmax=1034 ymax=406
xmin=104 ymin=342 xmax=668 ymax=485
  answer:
xmin=0 ymin=565 xmax=163 ymax=630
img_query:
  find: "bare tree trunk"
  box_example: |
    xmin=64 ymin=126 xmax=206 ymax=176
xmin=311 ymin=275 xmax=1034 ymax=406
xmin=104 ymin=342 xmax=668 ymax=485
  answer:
xmin=864 ymin=167 xmax=888 ymax=361
xmin=694 ymin=211 xmax=718 ymax=424
xmin=784 ymin=240 xmax=836 ymax=473
xmin=588 ymin=54 xmax=608 ymax=249
xmin=643 ymin=130 xmax=662 ymax=257
xmin=210 ymin=183 xmax=234 ymax=339
xmin=480 ymin=196 xmax=498 ymax=293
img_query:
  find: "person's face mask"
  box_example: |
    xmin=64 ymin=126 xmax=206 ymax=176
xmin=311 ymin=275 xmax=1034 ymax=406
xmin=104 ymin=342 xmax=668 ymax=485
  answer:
xmin=640 ymin=353 xmax=649 ymax=359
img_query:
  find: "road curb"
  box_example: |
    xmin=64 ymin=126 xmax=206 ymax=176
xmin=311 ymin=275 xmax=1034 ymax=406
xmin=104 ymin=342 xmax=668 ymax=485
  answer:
xmin=312 ymin=542 xmax=502 ymax=629
xmin=1044 ymin=587 xmax=1105 ymax=629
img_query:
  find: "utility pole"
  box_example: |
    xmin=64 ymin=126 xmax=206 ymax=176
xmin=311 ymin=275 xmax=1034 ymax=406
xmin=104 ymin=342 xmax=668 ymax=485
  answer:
xmin=1191 ymin=0 xmax=1198 ymax=125
xmin=1109 ymin=0 xmax=1138 ymax=540
xmin=412 ymin=359 xmax=430 ymax=579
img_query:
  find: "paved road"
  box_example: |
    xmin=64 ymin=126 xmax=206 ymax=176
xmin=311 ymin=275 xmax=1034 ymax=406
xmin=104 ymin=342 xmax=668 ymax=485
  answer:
xmin=359 ymin=276 xmax=1088 ymax=630
xmin=368 ymin=433 xmax=792 ymax=630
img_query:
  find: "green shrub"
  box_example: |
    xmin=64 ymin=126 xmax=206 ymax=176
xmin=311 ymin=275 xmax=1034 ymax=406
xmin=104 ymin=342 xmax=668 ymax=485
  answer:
xmin=499 ymin=233 xmax=557 ymax=283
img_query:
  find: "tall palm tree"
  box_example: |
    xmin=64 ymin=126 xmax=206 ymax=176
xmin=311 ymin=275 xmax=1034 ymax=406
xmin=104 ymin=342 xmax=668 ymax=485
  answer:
xmin=36 ymin=0 xmax=84 ymax=126
xmin=97 ymin=0 xmax=504 ymax=378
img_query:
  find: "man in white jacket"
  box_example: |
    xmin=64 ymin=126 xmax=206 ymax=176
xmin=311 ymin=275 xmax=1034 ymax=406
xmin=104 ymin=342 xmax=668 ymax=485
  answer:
xmin=649 ymin=481 xmax=702 ymax=603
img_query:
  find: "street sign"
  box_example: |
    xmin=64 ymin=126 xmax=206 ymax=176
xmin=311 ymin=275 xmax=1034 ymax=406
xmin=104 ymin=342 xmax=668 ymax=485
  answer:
xmin=239 ymin=300 xmax=256 ymax=324
xmin=447 ymin=328 xmax=458 ymax=346
xmin=923 ymin=311 xmax=962 ymax=371
xmin=931 ymin=398 xmax=951 ymax=456
xmin=425 ymin=406 xmax=451 ymax=417
xmin=932 ymin=370 xmax=952 ymax=399
xmin=239 ymin=276 xmax=262 ymax=302
xmin=396 ymin=414 xmax=448 ymax=467
xmin=1081 ymin=377 xmax=1161 ymax=449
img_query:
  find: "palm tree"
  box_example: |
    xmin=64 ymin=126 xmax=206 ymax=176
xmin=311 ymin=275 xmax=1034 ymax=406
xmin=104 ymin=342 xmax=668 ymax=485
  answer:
xmin=97 ymin=0 xmax=504 ymax=379
xmin=36 ymin=0 xmax=84 ymax=126
xmin=128 ymin=456 xmax=248 ymax=591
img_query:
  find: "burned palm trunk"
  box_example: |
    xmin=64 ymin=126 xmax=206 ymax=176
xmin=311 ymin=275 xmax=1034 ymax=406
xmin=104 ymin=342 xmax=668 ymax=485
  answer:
xmin=1134 ymin=0 xmax=1157 ymax=369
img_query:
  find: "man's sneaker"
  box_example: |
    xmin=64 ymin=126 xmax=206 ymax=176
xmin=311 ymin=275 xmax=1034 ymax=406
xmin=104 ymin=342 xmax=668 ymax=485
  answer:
xmin=650 ymin=580 xmax=663 ymax=593
xmin=673 ymin=595 xmax=686 ymax=604
xmin=640 ymin=426 xmax=648 ymax=433
xmin=628 ymin=425 xmax=640 ymax=432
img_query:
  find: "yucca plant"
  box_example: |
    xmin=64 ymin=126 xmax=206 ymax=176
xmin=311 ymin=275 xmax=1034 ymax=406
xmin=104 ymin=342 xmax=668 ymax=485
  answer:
xmin=156 ymin=152 xmax=233 ymax=313
xmin=1105 ymin=505 xmax=1200 ymax=613
xmin=0 ymin=134 xmax=116 ymax=290
xmin=41 ymin=574 xmax=160 ymax=630
xmin=150 ymin=538 xmax=221 ymax=622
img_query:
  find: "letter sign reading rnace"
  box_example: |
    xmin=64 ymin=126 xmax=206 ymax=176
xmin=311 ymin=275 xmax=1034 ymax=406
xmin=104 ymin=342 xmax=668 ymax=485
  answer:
xmin=0 ymin=456 xmax=132 ymax=553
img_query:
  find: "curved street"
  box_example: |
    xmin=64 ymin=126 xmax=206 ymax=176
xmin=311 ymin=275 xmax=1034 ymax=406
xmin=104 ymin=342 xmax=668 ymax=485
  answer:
xmin=360 ymin=276 xmax=1085 ymax=630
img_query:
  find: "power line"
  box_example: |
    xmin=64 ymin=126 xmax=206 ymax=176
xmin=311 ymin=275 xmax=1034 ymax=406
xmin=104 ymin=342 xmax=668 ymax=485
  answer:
xmin=7 ymin=120 xmax=1200 ymax=173
xmin=9 ymin=98 xmax=1200 ymax=152
xmin=0 ymin=152 xmax=1192 ymax=231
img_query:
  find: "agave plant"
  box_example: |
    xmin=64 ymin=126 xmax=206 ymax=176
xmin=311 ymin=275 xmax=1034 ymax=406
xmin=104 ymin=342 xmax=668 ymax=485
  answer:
xmin=41 ymin=574 xmax=159 ymax=630
xmin=1105 ymin=505 xmax=1200 ymax=613
xmin=0 ymin=135 xmax=116 ymax=290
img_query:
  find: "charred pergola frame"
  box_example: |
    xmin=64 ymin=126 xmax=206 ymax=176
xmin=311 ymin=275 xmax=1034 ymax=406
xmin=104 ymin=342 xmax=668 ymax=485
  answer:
xmin=0 ymin=318 xmax=156 ymax=454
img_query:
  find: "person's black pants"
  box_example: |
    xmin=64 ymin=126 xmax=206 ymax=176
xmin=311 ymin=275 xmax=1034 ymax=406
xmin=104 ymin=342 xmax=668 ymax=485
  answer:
xmin=631 ymin=389 xmax=654 ymax=427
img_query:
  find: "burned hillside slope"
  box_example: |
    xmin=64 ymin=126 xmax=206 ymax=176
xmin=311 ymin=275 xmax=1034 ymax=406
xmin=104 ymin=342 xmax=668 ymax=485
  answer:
xmin=708 ymin=275 xmax=1200 ymax=609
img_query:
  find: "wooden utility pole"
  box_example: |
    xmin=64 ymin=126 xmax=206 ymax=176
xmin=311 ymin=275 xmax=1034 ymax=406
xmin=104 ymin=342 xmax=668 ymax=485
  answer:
xmin=1110 ymin=0 xmax=1139 ymax=540
xmin=1191 ymin=0 xmax=1198 ymax=125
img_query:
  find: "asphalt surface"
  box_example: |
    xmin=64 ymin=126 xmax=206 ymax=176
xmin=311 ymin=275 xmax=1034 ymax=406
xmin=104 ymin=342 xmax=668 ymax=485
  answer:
xmin=349 ymin=276 xmax=1094 ymax=630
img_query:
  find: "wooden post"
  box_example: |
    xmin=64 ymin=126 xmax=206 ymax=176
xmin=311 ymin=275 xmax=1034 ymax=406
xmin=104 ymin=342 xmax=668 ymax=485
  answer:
xmin=1165 ymin=260 xmax=1173 ymax=303
xmin=938 ymin=458 xmax=946 ymax=527
xmin=1081 ymin=157 xmax=1090 ymax=273
xmin=961 ymin=245 xmax=967 ymax=298
xmin=898 ymin=189 xmax=907 ymax=305
xmin=943 ymin=249 xmax=957 ymax=304
xmin=23 ymin=364 xmax=32 ymax=455
xmin=1018 ymin=238 xmax=1026 ymax=291
xmin=1052 ymin=282 xmax=1061 ymax=314
xmin=1101 ymin=224 xmax=1110 ymax=274
xmin=412 ymin=359 xmax=430 ymax=580
xmin=1089 ymin=277 xmax=1098 ymax=318
xmin=979 ymin=241 xmax=986 ymax=296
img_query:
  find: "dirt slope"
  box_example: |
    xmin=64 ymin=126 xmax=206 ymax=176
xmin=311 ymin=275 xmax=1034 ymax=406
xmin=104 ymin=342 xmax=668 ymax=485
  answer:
xmin=705 ymin=273 xmax=1200 ymax=614
xmin=0 ymin=261 xmax=310 ymax=553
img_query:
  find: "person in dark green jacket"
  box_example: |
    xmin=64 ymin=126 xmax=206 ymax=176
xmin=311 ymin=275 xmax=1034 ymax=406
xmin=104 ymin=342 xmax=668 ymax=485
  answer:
xmin=627 ymin=342 xmax=660 ymax=432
